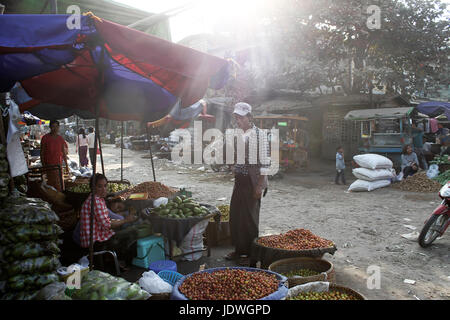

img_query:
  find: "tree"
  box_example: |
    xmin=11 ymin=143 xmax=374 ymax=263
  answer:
xmin=243 ymin=0 xmax=449 ymax=97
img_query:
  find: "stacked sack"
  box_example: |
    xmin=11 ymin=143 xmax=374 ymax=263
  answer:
xmin=0 ymin=196 xmax=63 ymax=300
xmin=0 ymin=144 xmax=10 ymax=199
xmin=348 ymin=154 xmax=395 ymax=192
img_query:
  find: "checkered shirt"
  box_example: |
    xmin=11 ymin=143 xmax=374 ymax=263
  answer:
xmin=234 ymin=124 xmax=271 ymax=176
xmin=80 ymin=194 xmax=114 ymax=248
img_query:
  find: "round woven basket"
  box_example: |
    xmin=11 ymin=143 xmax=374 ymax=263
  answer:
xmin=268 ymin=257 xmax=335 ymax=287
xmin=251 ymin=238 xmax=337 ymax=269
xmin=329 ymin=284 xmax=366 ymax=300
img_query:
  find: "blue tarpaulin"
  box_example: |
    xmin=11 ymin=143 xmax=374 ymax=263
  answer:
xmin=416 ymin=101 xmax=450 ymax=120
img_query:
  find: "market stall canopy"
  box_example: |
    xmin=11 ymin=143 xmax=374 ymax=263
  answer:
xmin=344 ymin=107 xmax=416 ymax=121
xmin=0 ymin=14 xmax=230 ymax=121
xmin=416 ymin=101 xmax=450 ymax=120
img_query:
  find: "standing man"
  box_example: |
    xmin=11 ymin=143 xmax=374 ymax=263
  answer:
xmin=87 ymin=127 xmax=96 ymax=168
xmin=225 ymin=102 xmax=270 ymax=262
xmin=40 ymin=120 xmax=69 ymax=191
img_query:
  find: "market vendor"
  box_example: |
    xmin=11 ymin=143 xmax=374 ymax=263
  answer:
xmin=40 ymin=120 xmax=69 ymax=191
xmin=401 ymin=144 xmax=419 ymax=178
xmin=79 ymin=174 xmax=137 ymax=254
xmin=226 ymin=102 xmax=270 ymax=261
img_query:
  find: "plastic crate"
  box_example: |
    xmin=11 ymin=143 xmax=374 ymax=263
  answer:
xmin=132 ymin=235 xmax=165 ymax=269
xmin=149 ymin=260 xmax=177 ymax=274
xmin=158 ymin=270 xmax=184 ymax=286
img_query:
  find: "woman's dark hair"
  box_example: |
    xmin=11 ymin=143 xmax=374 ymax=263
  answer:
xmin=106 ymin=198 xmax=123 ymax=210
xmin=336 ymin=146 xmax=343 ymax=151
xmin=90 ymin=173 xmax=108 ymax=190
xmin=78 ymin=128 xmax=86 ymax=139
xmin=402 ymin=144 xmax=412 ymax=155
xmin=88 ymin=127 xmax=94 ymax=133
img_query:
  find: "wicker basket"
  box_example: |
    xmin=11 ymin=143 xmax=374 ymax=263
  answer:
xmin=329 ymin=284 xmax=366 ymax=300
xmin=251 ymin=238 xmax=337 ymax=269
xmin=268 ymin=257 xmax=335 ymax=287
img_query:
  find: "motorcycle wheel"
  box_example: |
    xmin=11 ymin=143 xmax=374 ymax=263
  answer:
xmin=418 ymin=214 xmax=448 ymax=248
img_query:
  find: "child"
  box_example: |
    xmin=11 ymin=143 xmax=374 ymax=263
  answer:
xmin=335 ymin=146 xmax=346 ymax=185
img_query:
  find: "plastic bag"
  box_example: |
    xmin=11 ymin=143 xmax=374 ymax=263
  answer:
xmin=7 ymin=273 xmax=59 ymax=292
xmin=285 ymin=281 xmax=330 ymax=300
xmin=0 ymin=224 xmax=63 ymax=244
xmin=1 ymin=241 xmax=60 ymax=262
xmin=180 ymin=219 xmax=209 ymax=261
xmin=5 ymin=255 xmax=61 ymax=277
xmin=426 ymin=164 xmax=440 ymax=179
xmin=153 ymin=197 xmax=168 ymax=208
xmin=35 ymin=282 xmax=71 ymax=300
xmin=71 ymin=270 xmax=150 ymax=300
xmin=138 ymin=270 xmax=173 ymax=294
xmin=0 ymin=197 xmax=59 ymax=226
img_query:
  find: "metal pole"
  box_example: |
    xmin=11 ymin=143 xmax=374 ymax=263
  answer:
xmin=146 ymin=126 xmax=156 ymax=182
xmin=98 ymin=135 xmax=105 ymax=175
xmin=89 ymin=46 xmax=105 ymax=270
xmin=121 ymin=121 xmax=124 ymax=181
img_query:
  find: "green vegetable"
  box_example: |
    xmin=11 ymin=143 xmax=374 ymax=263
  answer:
xmin=432 ymin=170 xmax=450 ymax=185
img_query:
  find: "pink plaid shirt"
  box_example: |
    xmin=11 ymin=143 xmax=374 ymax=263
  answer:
xmin=80 ymin=194 xmax=115 ymax=248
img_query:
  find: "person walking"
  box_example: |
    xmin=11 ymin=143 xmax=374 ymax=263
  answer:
xmin=335 ymin=146 xmax=346 ymax=185
xmin=225 ymin=102 xmax=270 ymax=262
xmin=76 ymin=128 xmax=89 ymax=167
xmin=87 ymin=127 xmax=96 ymax=168
xmin=40 ymin=120 xmax=69 ymax=191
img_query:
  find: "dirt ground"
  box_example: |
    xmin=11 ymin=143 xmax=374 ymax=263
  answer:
xmin=68 ymin=143 xmax=449 ymax=300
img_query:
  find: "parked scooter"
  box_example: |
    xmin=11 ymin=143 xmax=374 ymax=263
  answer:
xmin=418 ymin=182 xmax=450 ymax=247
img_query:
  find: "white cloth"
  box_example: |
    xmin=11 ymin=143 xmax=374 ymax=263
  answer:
xmin=87 ymin=132 xmax=95 ymax=148
xmin=6 ymin=100 xmax=28 ymax=177
xmin=77 ymin=134 xmax=88 ymax=147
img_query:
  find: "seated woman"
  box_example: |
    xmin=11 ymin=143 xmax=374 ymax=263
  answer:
xmin=78 ymin=174 xmax=136 ymax=252
xmin=401 ymin=145 xmax=419 ymax=178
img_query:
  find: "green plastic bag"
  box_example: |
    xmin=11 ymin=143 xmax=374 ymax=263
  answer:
xmin=71 ymin=270 xmax=150 ymax=300
xmin=7 ymin=273 xmax=59 ymax=292
xmin=5 ymin=256 xmax=61 ymax=277
xmin=1 ymin=241 xmax=61 ymax=262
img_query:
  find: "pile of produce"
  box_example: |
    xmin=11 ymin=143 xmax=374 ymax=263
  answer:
xmin=179 ymin=269 xmax=279 ymax=300
xmin=0 ymin=144 xmax=10 ymax=199
xmin=392 ymin=171 xmax=442 ymax=192
xmin=257 ymin=229 xmax=334 ymax=251
xmin=430 ymin=155 xmax=450 ymax=165
xmin=210 ymin=205 xmax=230 ymax=222
xmin=71 ymin=270 xmax=150 ymax=300
xmin=120 ymin=181 xmax=177 ymax=200
xmin=283 ymin=269 xmax=320 ymax=278
xmin=287 ymin=290 xmax=360 ymax=300
xmin=67 ymin=182 xmax=131 ymax=194
xmin=432 ymin=170 xmax=450 ymax=185
xmin=152 ymin=196 xmax=210 ymax=219
xmin=0 ymin=196 xmax=63 ymax=300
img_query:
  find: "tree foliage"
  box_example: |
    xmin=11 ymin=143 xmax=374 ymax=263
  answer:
xmin=246 ymin=0 xmax=449 ymax=97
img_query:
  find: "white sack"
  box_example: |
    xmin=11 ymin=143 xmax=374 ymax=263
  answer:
xmin=353 ymin=154 xmax=393 ymax=170
xmin=348 ymin=179 xmax=391 ymax=192
xmin=352 ymin=168 xmax=395 ymax=181
xmin=285 ymin=282 xmax=331 ymax=299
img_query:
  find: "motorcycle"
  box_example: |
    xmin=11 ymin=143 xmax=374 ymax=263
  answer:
xmin=418 ymin=181 xmax=450 ymax=247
